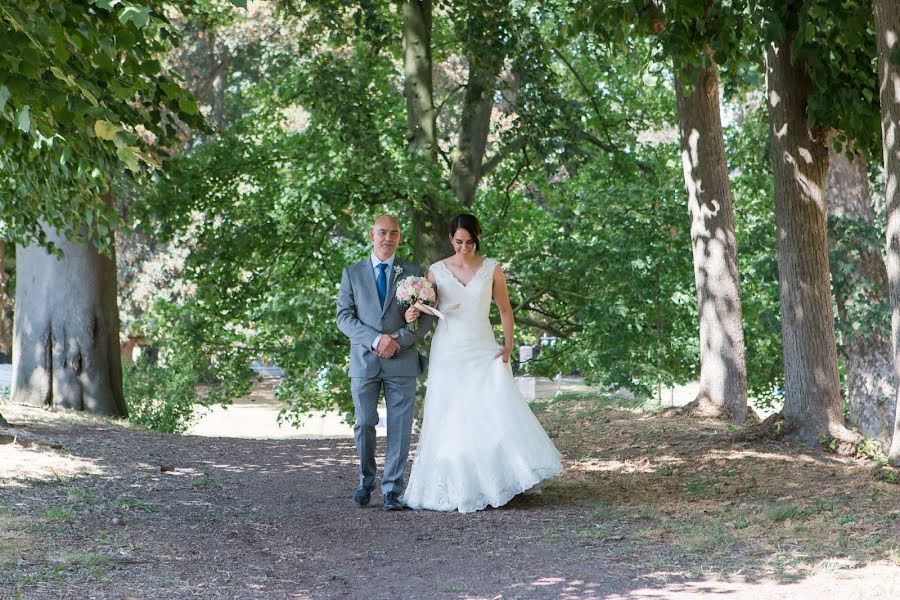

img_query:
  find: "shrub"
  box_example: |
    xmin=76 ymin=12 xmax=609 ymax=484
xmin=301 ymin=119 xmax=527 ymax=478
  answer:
xmin=124 ymin=358 xmax=198 ymax=434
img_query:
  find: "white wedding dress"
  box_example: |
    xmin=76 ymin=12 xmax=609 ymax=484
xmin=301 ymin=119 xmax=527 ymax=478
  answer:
xmin=401 ymin=258 xmax=562 ymax=513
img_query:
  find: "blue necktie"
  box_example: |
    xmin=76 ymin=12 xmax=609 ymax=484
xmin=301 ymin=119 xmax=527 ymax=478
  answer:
xmin=376 ymin=263 xmax=389 ymax=308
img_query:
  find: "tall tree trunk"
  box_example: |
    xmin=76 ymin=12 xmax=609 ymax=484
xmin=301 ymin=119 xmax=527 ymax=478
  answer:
xmin=764 ymin=33 xmax=856 ymax=445
xmin=449 ymin=60 xmax=497 ymax=206
xmin=0 ymin=242 xmax=10 ymax=427
xmin=402 ymin=0 xmax=445 ymax=265
xmin=403 ymin=0 xmax=435 ymax=161
xmin=11 ymin=225 xmax=126 ymax=416
xmin=674 ymin=56 xmax=749 ymax=424
xmin=874 ymin=0 xmax=900 ymax=464
xmin=825 ymin=139 xmax=895 ymax=440
xmin=0 ymin=241 xmax=12 ymax=357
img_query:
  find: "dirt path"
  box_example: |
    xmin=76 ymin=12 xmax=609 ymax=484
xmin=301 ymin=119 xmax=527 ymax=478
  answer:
xmin=2 ymin=396 xmax=900 ymax=599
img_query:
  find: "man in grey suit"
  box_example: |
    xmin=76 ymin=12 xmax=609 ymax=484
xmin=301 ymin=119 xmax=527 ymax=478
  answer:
xmin=336 ymin=215 xmax=435 ymax=510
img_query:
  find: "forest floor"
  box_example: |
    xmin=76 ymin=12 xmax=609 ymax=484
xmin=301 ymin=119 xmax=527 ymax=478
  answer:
xmin=1 ymin=392 xmax=900 ymax=599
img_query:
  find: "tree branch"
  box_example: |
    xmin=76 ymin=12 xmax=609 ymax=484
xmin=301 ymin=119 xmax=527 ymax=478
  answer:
xmin=435 ymin=83 xmax=465 ymax=118
xmin=482 ymin=136 xmax=527 ymax=176
xmin=552 ymin=47 xmax=604 ymax=125
xmin=579 ymin=131 xmax=654 ymax=176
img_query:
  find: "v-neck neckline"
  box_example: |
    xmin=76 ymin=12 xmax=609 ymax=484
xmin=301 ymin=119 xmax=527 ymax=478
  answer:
xmin=441 ymin=258 xmax=488 ymax=288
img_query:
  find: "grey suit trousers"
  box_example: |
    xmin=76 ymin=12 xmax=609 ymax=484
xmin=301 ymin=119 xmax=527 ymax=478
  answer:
xmin=351 ymin=374 xmax=416 ymax=494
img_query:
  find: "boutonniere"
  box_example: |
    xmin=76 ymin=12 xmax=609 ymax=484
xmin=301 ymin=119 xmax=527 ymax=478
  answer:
xmin=392 ymin=265 xmax=403 ymax=283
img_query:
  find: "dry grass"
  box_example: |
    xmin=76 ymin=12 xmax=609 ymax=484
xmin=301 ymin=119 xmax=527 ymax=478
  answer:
xmin=537 ymin=392 xmax=900 ymax=581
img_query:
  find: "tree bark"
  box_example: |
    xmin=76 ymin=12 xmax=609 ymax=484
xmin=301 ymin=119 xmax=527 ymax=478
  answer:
xmin=449 ymin=57 xmax=500 ymax=206
xmin=402 ymin=0 xmax=446 ymax=266
xmin=824 ymin=139 xmax=895 ymax=441
xmin=403 ymin=0 xmax=436 ymax=161
xmin=674 ymin=56 xmax=749 ymax=424
xmin=0 ymin=241 xmax=12 ymax=357
xmin=874 ymin=0 xmax=900 ymax=464
xmin=0 ymin=241 xmax=10 ymax=428
xmin=764 ymin=33 xmax=856 ymax=445
xmin=11 ymin=225 xmax=126 ymax=416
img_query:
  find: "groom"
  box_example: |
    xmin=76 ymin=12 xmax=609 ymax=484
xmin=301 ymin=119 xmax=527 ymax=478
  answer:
xmin=336 ymin=215 xmax=435 ymax=510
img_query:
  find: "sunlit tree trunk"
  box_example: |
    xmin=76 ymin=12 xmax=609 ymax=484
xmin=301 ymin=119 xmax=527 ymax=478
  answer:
xmin=674 ymin=55 xmax=748 ymax=424
xmin=824 ymin=140 xmax=895 ymax=441
xmin=11 ymin=224 xmax=126 ymax=416
xmin=765 ymin=32 xmax=857 ymax=445
xmin=874 ymin=0 xmax=900 ymax=464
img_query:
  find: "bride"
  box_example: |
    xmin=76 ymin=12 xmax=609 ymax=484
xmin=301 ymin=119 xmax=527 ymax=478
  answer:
xmin=400 ymin=214 xmax=562 ymax=513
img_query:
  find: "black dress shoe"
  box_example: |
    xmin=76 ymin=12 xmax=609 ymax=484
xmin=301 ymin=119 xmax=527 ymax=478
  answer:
xmin=383 ymin=491 xmax=404 ymax=511
xmin=352 ymin=486 xmax=372 ymax=506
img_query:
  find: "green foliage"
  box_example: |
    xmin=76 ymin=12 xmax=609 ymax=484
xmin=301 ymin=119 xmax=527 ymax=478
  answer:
xmin=828 ymin=214 xmax=890 ymax=343
xmin=123 ymin=358 xmax=198 ymax=434
xmin=752 ymin=0 xmax=880 ymax=158
xmin=0 ymin=0 xmax=204 ymax=250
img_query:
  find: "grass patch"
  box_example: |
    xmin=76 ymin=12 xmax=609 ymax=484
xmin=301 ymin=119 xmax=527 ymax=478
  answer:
xmin=66 ymin=484 xmax=96 ymax=503
xmin=590 ymin=499 xmax=622 ymax=520
xmin=51 ymin=551 xmax=112 ymax=567
xmin=767 ymin=504 xmax=802 ymax=523
xmin=43 ymin=505 xmax=74 ymax=522
xmin=113 ymin=495 xmax=155 ymax=512
xmin=0 ymin=512 xmax=34 ymax=569
xmin=190 ymin=475 xmax=222 ymax=489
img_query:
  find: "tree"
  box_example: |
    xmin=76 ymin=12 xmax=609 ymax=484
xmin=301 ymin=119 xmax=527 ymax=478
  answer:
xmin=825 ymin=143 xmax=894 ymax=441
xmin=762 ymin=5 xmax=857 ymax=444
xmin=674 ymin=54 xmax=748 ymax=423
xmin=873 ymin=0 xmax=900 ymax=464
xmin=580 ymin=1 xmax=751 ymax=421
xmin=12 ymin=215 xmax=126 ymax=415
xmin=5 ymin=1 xmax=206 ymax=416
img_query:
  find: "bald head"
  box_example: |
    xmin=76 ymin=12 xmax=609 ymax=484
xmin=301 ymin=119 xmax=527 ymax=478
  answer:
xmin=370 ymin=214 xmax=401 ymax=261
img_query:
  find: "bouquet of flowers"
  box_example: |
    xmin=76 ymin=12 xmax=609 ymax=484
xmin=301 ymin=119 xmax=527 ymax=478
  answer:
xmin=396 ymin=276 xmax=437 ymax=331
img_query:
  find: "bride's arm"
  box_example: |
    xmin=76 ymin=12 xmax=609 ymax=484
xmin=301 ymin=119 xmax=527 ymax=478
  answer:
xmin=492 ymin=267 xmax=514 ymax=363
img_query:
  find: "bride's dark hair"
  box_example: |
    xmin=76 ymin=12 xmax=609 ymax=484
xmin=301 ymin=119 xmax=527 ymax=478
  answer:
xmin=448 ymin=213 xmax=481 ymax=250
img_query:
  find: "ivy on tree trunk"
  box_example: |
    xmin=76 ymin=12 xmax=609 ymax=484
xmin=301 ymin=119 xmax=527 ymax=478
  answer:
xmin=824 ymin=141 xmax=895 ymax=441
xmin=874 ymin=0 xmax=900 ymax=464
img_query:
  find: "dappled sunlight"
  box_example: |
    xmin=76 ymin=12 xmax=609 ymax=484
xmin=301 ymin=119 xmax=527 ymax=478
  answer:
xmin=569 ymin=454 xmax=684 ymax=475
xmin=703 ymin=447 xmax=837 ymax=465
xmin=0 ymin=440 xmax=103 ymax=485
xmin=606 ymin=560 xmax=900 ymax=599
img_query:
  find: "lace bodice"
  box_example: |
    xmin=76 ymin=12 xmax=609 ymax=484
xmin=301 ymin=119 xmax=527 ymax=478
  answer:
xmin=429 ymin=258 xmax=497 ymax=346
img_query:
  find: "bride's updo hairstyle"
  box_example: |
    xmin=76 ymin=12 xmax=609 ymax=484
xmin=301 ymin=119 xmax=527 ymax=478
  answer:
xmin=448 ymin=213 xmax=482 ymax=251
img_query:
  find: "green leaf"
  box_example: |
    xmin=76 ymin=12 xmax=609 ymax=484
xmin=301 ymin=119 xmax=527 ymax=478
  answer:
xmin=117 ymin=145 xmax=142 ymax=172
xmin=49 ymin=66 xmax=76 ymax=87
xmin=178 ymin=97 xmax=199 ymax=115
xmin=94 ymin=119 xmax=122 ymax=141
xmin=119 ymin=6 xmax=151 ymax=29
xmin=0 ymin=87 xmax=9 ymax=112
xmin=159 ymin=81 xmax=181 ymax=99
xmin=17 ymin=106 xmax=30 ymax=133
xmin=92 ymin=0 xmax=119 ymax=10
xmin=230 ymin=0 xmax=247 ymax=7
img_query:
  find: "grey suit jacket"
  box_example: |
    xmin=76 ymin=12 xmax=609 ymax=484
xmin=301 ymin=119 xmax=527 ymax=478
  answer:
xmin=336 ymin=257 xmax=436 ymax=378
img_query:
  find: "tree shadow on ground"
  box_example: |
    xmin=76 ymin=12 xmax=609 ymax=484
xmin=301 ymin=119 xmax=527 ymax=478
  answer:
xmin=0 ymin=397 xmax=899 ymax=599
